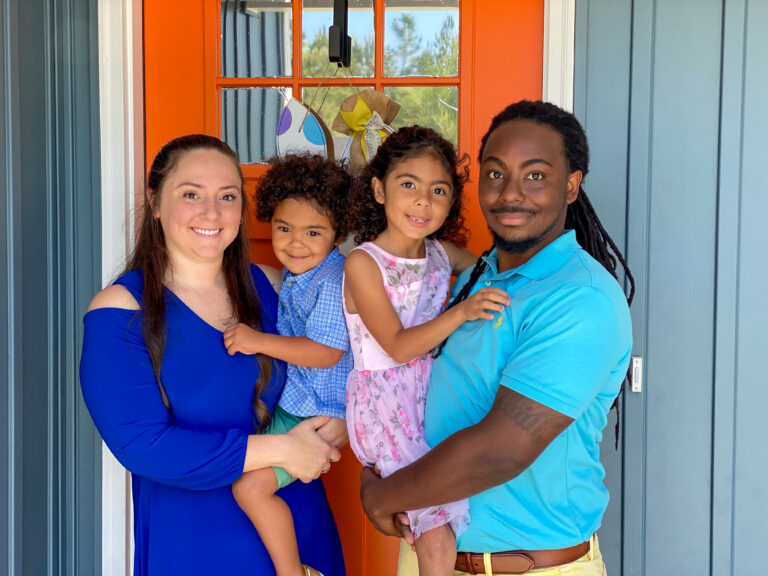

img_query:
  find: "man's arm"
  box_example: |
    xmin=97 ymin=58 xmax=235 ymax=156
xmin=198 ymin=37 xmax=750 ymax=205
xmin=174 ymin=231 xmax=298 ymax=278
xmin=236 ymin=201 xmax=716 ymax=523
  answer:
xmin=360 ymin=385 xmax=573 ymax=535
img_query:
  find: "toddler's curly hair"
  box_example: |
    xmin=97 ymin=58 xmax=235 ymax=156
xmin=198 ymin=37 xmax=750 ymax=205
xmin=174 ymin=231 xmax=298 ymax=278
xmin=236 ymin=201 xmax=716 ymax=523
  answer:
xmin=351 ymin=125 xmax=469 ymax=245
xmin=256 ymin=154 xmax=352 ymax=241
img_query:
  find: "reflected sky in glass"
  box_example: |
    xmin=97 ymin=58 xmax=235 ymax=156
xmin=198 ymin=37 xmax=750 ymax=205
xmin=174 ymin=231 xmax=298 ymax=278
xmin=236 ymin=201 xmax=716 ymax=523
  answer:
xmin=303 ymin=9 xmax=457 ymax=65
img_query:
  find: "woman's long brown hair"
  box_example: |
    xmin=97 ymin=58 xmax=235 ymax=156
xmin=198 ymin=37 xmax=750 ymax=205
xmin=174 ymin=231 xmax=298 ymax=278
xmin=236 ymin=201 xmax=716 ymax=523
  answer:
xmin=124 ymin=134 xmax=273 ymax=431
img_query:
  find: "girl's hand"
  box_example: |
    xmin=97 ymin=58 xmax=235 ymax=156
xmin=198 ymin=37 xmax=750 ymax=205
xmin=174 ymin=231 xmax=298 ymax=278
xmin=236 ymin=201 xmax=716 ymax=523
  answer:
xmin=316 ymin=417 xmax=349 ymax=448
xmin=223 ymin=323 xmax=262 ymax=356
xmin=281 ymin=416 xmax=341 ymax=483
xmin=457 ymin=287 xmax=510 ymax=321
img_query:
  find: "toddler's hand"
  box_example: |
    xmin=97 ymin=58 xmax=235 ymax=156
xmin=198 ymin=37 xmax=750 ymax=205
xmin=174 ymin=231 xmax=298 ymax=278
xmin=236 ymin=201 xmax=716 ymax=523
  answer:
xmin=223 ymin=323 xmax=262 ymax=356
xmin=458 ymin=287 xmax=510 ymax=321
xmin=316 ymin=417 xmax=349 ymax=448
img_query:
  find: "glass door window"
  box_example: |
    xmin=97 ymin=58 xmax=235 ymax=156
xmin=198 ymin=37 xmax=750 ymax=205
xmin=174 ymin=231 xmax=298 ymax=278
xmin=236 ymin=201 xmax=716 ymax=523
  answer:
xmin=217 ymin=0 xmax=462 ymax=164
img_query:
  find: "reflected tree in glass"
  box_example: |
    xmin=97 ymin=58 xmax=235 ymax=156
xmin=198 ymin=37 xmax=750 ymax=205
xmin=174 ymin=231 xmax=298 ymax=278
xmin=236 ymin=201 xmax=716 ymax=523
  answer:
xmin=385 ymin=86 xmax=457 ymax=145
xmin=384 ymin=2 xmax=459 ymax=78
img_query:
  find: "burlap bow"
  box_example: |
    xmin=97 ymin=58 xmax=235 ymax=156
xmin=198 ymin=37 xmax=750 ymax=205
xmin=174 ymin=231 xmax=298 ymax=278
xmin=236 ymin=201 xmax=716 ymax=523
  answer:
xmin=332 ymin=89 xmax=400 ymax=172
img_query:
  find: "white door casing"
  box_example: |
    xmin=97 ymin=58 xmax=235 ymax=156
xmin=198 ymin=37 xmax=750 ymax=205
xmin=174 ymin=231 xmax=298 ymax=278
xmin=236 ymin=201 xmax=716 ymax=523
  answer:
xmin=97 ymin=0 xmax=143 ymax=573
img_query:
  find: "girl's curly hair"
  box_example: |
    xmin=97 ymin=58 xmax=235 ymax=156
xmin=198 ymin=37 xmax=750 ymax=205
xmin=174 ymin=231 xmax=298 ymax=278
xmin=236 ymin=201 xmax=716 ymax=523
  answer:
xmin=351 ymin=125 xmax=470 ymax=245
xmin=256 ymin=154 xmax=352 ymax=241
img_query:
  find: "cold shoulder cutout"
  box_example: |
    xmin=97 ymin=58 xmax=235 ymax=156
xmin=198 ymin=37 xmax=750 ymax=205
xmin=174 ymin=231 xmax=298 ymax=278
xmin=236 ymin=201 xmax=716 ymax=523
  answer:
xmin=86 ymin=283 xmax=140 ymax=312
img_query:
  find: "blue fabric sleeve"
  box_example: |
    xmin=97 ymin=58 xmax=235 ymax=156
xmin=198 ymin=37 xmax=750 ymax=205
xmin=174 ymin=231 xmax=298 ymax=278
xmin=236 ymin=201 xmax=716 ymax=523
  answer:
xmin=80 ymin=308 xmax=249 ymax=491
xmin=304 ymin=275 xmax=349 ymax=352
xmin=500 ymin=286 xmax=622 ymax=419
xmin=250 ymin=264 xmax=279 ymax=329
xmin=249 ymin=264 xmax=288 ymax=410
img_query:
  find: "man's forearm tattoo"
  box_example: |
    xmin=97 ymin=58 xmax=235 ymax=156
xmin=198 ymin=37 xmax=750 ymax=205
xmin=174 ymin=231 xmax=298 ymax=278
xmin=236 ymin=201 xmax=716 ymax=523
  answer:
xmin=497 ymin=391 xmax=571 ymax=446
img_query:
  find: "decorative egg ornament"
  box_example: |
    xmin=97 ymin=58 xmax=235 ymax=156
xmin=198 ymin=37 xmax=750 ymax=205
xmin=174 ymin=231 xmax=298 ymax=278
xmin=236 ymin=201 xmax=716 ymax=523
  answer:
xmin=276 ymin=97 xmax=334 ymax=159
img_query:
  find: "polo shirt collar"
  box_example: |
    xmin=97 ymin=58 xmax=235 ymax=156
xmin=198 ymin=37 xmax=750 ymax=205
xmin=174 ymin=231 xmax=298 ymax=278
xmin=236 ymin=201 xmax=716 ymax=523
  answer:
xmin=281 ymin=247 xmax=342 ymax=289
xmin=481 ymin=230 xmax=580 ymax=281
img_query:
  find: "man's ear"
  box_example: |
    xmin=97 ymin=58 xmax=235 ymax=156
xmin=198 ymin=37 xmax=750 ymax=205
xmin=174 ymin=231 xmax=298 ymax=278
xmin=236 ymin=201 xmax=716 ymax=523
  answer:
xmin=566 ymin=170 xmax=582 ymax=205
xmin=372 ymin=177 xmax=386 ymax=205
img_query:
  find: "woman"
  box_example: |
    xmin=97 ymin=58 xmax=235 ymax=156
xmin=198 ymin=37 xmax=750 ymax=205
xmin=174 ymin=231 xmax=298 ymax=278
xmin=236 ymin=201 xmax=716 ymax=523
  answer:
xmin=80 ymin=135 xmax=346 ymax=575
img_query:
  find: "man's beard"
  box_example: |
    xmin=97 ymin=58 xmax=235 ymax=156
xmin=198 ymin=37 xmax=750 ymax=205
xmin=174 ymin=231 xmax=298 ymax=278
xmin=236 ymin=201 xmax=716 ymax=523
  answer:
xmin=489 ymin=228 xmax=543 ymax=254
xmin=488 ymin=205 xmax=565 ymax=255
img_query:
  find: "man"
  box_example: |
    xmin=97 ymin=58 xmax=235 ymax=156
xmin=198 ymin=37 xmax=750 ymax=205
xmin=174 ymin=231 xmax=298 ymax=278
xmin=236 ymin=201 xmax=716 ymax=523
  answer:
xmin=360 ymin=100 xmax=634 ymax=575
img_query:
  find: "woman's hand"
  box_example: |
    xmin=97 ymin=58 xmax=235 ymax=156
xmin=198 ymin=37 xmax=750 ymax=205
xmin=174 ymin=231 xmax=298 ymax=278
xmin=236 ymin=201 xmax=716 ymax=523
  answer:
xmin=280 ymin=416 xmax=341 ymax=483
xmin=456 ymin=287 xmax=510 ymax=321
xmin=316 ymin=417 xmax=349 ymax=448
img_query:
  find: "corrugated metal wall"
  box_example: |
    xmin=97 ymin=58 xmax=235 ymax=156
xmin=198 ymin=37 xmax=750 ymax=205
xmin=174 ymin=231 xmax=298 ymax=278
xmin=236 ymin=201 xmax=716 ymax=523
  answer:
xmin=1 ymin=0 xmax=102 ymax=574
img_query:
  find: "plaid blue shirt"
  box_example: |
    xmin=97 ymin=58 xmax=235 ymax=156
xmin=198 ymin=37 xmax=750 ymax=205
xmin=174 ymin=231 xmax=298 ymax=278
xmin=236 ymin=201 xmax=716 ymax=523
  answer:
xmin=276 ymin=248 xmax=351 ymax=419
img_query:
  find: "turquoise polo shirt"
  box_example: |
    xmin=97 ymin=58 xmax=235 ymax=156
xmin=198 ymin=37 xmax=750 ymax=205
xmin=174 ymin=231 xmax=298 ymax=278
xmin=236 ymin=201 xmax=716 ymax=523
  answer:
xmin=425 ymin=230 xmax=632 ymax=552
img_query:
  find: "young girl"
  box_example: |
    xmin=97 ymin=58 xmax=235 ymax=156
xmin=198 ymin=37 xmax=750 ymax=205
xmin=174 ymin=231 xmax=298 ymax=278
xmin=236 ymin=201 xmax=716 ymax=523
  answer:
xmin=343 ymin=126 xmax=510 ymax=576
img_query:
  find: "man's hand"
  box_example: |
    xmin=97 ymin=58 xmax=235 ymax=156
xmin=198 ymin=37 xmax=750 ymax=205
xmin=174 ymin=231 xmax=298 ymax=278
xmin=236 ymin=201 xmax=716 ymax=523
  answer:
xmin=395 ymin=513 xmax=415 ymax=548
xmin=223 ymin=323 xmax=262 ymax=356
xmin=360 ymin=467 xmax=401 ymax=537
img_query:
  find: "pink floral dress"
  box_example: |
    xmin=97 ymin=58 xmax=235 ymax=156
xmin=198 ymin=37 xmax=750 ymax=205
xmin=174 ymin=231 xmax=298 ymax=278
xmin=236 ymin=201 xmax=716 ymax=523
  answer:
xmin=344 ymin=239 xmax=470 ymax=539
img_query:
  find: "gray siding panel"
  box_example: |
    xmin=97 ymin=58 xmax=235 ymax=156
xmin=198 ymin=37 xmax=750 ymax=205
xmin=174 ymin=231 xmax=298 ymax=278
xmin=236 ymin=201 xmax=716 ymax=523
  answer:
xmin=643 ymin=2 xmax=722 ymax=573
xmin=18 ymin=0 xmax=50 ymax=570
xmin=577 ymin=0 xmax=768 ymax=574
xmin=712 ymin=1 xmax=745 ymax=574
xmin=733 ymin=1 xmax=768 ymax=574
xmin=573 ymin=1 xmax=633 ymax=573
xmin=1 ymin=0 xmax=101 ymax=573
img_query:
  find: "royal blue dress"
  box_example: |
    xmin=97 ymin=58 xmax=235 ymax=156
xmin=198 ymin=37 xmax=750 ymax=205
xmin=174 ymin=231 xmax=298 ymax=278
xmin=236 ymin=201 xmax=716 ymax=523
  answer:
xmin=80 ymin=265 xmax=345 ymax=576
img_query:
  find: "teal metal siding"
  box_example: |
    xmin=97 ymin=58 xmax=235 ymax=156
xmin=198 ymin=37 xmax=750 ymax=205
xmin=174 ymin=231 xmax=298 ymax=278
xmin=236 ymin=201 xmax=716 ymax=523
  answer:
xmin=575 ymin=1 xmax=768 ymax=574
xmin=1 ymin=0 xmax=101 ymax=574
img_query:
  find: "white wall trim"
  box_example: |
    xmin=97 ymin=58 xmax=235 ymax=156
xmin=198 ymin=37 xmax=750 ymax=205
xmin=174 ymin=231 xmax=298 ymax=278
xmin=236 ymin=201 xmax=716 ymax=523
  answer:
xmin=97 ymin=0 xmax=143 ymax=573
xmin=543 ymin=0 xmax=575 ymax=111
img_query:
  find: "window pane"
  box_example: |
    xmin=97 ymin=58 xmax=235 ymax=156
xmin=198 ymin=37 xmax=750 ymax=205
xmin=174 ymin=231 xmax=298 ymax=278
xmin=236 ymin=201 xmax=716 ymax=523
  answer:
xmin=302 ymin=1 xmax=374 ymax=78
xmin=221 ymin=87 xmax=289 ymax=164
xmin=384 ymin=1 xmax=459 ymax=78
xmin=221 ymin=0 xmax=293 ymax=78
xmin=302 ymin=86 xmax=375 ymax=154
xmin=384 ymin=86 xmax=458 ymax=145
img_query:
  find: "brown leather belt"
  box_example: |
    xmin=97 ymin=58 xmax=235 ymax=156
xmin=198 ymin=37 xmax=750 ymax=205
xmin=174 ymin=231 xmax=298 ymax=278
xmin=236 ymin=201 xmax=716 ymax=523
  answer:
xmin=454 ymin=540 xmax=590 ymax=574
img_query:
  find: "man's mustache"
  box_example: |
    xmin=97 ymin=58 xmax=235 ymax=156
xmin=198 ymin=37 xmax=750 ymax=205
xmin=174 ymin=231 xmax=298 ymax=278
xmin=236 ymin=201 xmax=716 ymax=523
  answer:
xmin=490 ymin=207 xmax=536 ymax=215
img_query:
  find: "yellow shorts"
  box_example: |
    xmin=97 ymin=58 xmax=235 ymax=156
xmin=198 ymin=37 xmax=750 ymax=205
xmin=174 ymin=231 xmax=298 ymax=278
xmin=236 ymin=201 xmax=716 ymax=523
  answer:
xmin=397 ymin=534 xmax=606 ymax=576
